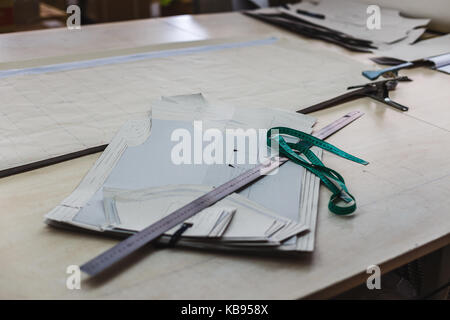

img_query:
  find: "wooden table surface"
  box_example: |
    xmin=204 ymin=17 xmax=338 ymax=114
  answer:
xmin=0 ymin=12 xmax=449 ymax=299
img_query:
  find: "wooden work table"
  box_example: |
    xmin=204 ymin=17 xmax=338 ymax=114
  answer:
xmin=0 ymin=12 xmax=449 ymax=299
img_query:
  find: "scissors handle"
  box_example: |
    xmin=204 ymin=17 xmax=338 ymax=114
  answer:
xmin=362 ymin=60 xmax=433 ymax=80
xmin=362 ymin=62 xmax=414 ymax=80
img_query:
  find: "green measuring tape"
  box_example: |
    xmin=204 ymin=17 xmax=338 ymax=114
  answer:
xmin=267 ymin=127 xmax=368 ymax=215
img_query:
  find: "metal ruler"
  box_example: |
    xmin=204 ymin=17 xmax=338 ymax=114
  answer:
xmin=80 ymin=110 xmax=364 ymax=276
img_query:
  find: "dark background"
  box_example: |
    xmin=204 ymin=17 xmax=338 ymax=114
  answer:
xmin=0 ymin=0 xmax=293 ymax=33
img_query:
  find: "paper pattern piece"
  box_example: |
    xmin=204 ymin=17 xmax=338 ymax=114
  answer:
xmin=104 ymin=186 xmax=236 ymax=238
xmin=284 ymin=0 xmax=429 ymax=44
xmin=375 ymin=34 xmax=450 ymax=62
xmin=248 ymin=0 xmax=429 ymax=47
xmin=104 ymin=185 xmax=307 ymax=243
xmin=1 ymin=36 xmax=367 ymax=172
xmin=45 ymin=94 xmax=320 ymax=251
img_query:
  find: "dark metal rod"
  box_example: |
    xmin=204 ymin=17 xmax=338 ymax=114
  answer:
xmin=0 ymin=144 xmax=108 ymax=179
xmin=297 ymin=87 xmax=368 ymax=114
